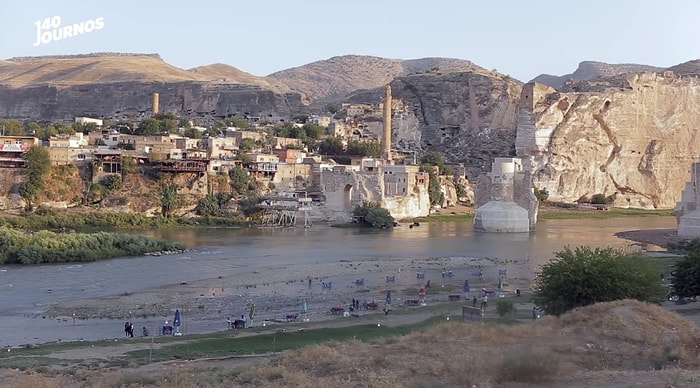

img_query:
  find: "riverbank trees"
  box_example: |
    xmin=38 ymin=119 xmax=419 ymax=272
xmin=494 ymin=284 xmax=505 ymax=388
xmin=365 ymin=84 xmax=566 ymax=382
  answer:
xmin=0 ymin=226 xmax=186 ymax=264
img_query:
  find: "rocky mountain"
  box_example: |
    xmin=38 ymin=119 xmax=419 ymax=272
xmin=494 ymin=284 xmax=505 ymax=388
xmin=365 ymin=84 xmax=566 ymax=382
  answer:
xmin=531 ymin=61 xmax=664 ymax=89
xmin=0 ymin=54 xmax=304 ymax=122
xmin=267 ymin=55 xmax=483 ymax=103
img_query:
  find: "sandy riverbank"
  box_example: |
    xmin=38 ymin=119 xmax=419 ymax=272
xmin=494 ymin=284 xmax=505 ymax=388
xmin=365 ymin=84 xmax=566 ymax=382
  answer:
xmin=43 ymin=255 xmax=534 ymax=335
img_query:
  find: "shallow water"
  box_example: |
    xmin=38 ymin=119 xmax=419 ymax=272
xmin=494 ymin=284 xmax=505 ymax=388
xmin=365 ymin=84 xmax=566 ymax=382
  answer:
xmin=0 ymin=216 xmax=677 ymax=346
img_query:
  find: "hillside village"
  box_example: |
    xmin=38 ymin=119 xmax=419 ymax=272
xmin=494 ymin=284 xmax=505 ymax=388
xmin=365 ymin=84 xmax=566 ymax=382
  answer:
xmin=0 ymin=93 xmax=468 ymax=223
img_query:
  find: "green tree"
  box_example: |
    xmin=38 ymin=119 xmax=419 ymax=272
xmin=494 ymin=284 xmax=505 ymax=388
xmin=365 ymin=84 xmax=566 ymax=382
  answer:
xmin=239 ymin=138 xmax=256 ymax=152
xmin=101 ymin=175 xmax=122 ymax=191
xmin=455 ymin=182 xmax=467 ymax=198
xmin=421 ymin=165 xmax=444 ymax=207
xmin=160 ymin=184 xmax=180 ymax=218
xmin=532 ymin=246 xmax=665 ymax=316
xmin=352 ymin=201 xmax=395 ymax=229
xmin=178 ymin=118 xmax=192 ymax=129
xmin=671 ymin=251 xmax=700 ymax=299
xmin=196 ymin=194 xmax=221 ymax=216
xmin=496 ymin=300 xmax=516 ymax=318
xmin=19 ymin=145 xmax=51 ymax=209
xmin=237 ymin=196 xmax=264 ymax=219
xmin=421 ymin=151 xmax=446 ymax=174
xmin=534 ymin=187 xmax=549 ymax=204
xmin=229 ymin=166 xmax=254 ymax=196
xmin=138 ymin=118 xmax=160 ymax=136
xmin=327 ymin=104 xmax=340 ymax=114
xmin=302 ymin=123 xmax=325 ymax=139
xmin=228 ymin=118 xmax=249 ymax=130
xmin=160 ymin=118 xmax=178 ymax=134
xmin=318 ymin=137 xmax=344 ymax=155
xmin=0 ymin=119 xmax=26 ymax=136
xmin=183 ymin=127 xmax=203 ymax=139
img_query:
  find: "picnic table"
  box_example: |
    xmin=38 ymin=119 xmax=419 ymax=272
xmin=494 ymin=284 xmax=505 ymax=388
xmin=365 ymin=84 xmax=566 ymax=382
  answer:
xmin=329 ymin=306 xmax=345 ymax=314
xmin=367 ymin=302 xmax=378 ymax=310
xmin=448 ymin=294 xmax=461 ymax=301
xmin=404 ymin=299 xmax=420 ymax=306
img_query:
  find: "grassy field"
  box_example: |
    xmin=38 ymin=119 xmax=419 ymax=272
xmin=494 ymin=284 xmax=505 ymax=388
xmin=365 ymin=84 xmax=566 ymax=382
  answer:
xmin=412 ymin=206 xmax=673 ymax=223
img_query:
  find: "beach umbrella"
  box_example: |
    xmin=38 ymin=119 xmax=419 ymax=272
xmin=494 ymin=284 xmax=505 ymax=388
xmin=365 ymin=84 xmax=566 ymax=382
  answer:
xmin=463 ymin=280 xmax=470 ymax=293
xmin=301 ymin=298 xmax=308 ymax=314
xmin=173 ymin=309 xmax=181 ymax=334
xmin=249 ymin=303 xmax=256 ymax=321
xmin=498 ymin=277 xmax=503 ymax=290
xmin=173 ymin=309 xmax=181 ymax=327
xmin=386 ymin=289 xmax=392 ymax=305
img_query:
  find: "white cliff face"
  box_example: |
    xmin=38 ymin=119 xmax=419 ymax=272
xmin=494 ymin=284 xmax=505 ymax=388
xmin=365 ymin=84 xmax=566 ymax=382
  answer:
xmin=519 ymin=73 xmax=700 ymax=208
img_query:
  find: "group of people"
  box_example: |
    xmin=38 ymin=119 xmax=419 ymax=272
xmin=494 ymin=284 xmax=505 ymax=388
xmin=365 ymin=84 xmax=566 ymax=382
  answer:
xmin=349 ymin=298 xmax=370 ymax=312
xmin=123 ymin=321 xmax=134 ymax=337
xmin=124 ymin=321 xmax=151 ymax=337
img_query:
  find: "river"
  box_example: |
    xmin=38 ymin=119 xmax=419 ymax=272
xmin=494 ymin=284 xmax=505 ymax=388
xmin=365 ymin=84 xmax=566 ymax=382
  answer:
xmin=0 ymin=216 xmax=678 ymax=346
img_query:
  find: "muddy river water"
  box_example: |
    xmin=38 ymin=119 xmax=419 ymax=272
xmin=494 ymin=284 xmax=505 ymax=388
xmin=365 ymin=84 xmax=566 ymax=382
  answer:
xmin=0 ymin=216 xmax=677 ymax=346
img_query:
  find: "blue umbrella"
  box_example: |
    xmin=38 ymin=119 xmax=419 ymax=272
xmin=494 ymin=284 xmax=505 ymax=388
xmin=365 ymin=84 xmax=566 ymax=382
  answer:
xmin=386 ymin=289 xmax=392 ymax=305
xmin=301 ymin=298 xmax=308 ymax=314
xmin=463 ymin=280 xmax=470 ymax=293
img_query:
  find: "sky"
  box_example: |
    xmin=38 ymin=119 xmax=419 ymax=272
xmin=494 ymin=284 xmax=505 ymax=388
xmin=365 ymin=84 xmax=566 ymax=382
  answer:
xmin=1 ymin=0 xmax=698 ymax=82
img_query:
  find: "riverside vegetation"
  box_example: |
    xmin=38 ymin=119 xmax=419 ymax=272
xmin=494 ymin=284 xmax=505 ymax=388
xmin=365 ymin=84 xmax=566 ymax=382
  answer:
xmin=0 ymin=226 xmax=185 ymax=264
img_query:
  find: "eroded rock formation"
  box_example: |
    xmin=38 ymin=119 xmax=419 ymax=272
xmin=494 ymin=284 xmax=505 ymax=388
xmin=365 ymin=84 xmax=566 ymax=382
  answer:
xmin=517 ymin=73 xmax=700 ymax=209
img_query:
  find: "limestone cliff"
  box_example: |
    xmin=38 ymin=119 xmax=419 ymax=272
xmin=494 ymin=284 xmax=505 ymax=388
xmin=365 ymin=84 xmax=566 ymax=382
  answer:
xmin=0 ymin=54 xmax=303 ymax=122
xmin=517 ymin=72 xmax=700 ymax=209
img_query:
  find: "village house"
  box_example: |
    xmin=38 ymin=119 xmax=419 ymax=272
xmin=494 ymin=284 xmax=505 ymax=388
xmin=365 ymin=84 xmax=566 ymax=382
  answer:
xmin=74 ymin=117 xmax=104 ymax=127
xmin=48 ymin=147 xmax=94 ymax=166
xmin=48 ymin=132 xmax=89 ymax=148
xmin=0 ymin=135 xmax=41 ymax=168
xmin=271 ymin=136 xmax=302 ymax=149
xmin=273 ymin=148 xmax=305 ymax=164
xmin=204 ymin=137 xmax=238 ymax=160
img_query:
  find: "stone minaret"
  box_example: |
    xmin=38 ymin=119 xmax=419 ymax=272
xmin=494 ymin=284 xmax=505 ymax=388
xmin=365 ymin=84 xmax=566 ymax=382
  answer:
xmin=382 ymin=84 xmax=392 ymax=161
xmin=153 ymin=92 xmax=160 ymax=115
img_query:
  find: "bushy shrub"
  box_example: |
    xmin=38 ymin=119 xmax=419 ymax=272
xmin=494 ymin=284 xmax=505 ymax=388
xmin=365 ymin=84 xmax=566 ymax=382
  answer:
xmin=352 ymin=201 xmax=394 ymax=229
xmin=532 ymin=246 xmax=664 ymax=316
xmin=101 ymin=174 xmax=122 ymax=191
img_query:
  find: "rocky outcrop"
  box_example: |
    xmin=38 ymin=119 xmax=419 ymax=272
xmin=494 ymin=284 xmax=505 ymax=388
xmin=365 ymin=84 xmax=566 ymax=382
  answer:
xmin=0 ymin=82 xmax=304 ymax=123
xmin=0 ymin=54 xmax=304 ymax=122
xmin=518 ymin=72 xmax=700 ymax=209
xmin=390 ymin=71 xmax=522 ymax=179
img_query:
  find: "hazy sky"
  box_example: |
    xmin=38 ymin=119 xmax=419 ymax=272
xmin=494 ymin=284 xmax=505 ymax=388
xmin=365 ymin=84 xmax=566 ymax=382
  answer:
xmin=1 ymin=0 xmax=698 ymax=82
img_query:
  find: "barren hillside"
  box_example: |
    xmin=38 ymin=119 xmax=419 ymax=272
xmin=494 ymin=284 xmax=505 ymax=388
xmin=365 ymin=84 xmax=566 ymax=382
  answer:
xmin=667 ymin=59 xmax=700 ymax=76
xmin=531 ymin=60 xmax=664 ymax=89
xmin=267 ymin=55 xmax=483 ymax=102
xmin=0 ymin=54 xmax=212 ymax=87
xmin=187 ymin=63 xmax=290 ymax=92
